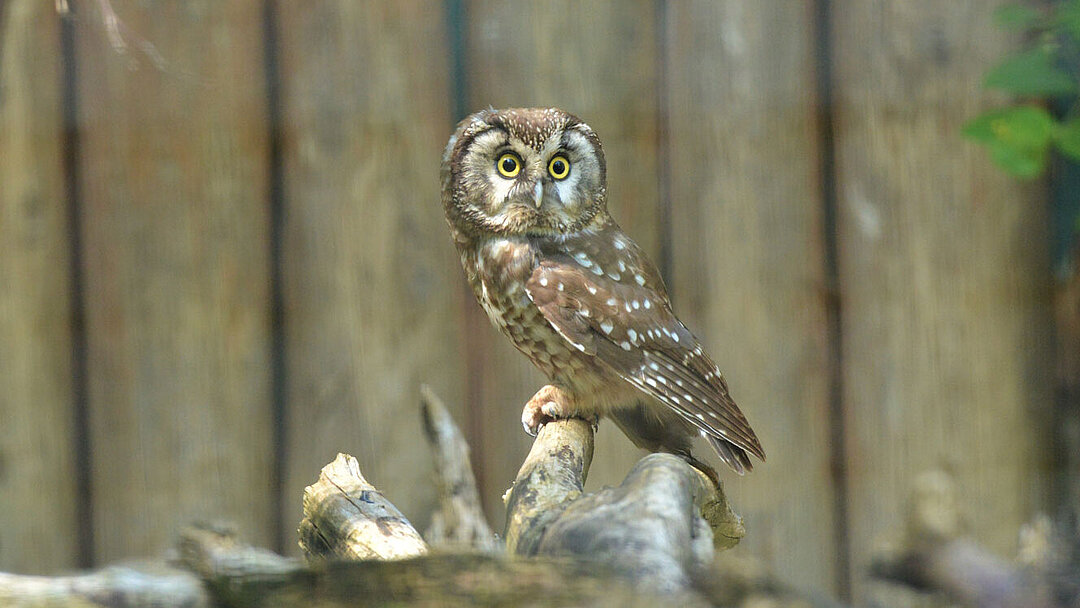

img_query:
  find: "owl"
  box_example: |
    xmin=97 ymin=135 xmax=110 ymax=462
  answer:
xmin=441 ymin=107 xmax=765 ymax=477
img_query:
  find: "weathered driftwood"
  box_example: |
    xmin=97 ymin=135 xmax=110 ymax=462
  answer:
xmin=419 ymin=384 xmax=498 ymax=551
xmin=871 ymin=470 xmax=1060 ymax=608
xmin=298 ymin=452 xmax=428 ymax=562
xmin=191 ymin=524 xmax=712 ymax=608
xmin=0 ymin=562 xmax=211 ymax=608
xmin=0 ymin=391 xmax=838 ymax=607
xmin=503 ymin=417 xmax=595 ymax=555
xmin=503 ymin=415 xmax=744 ymax=593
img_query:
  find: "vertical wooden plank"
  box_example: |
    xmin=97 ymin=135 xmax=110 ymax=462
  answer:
xmin=0 ymin=0 xmax=79 ymax=573
xmin=832 ymin=1 xmax=1054 ymax=603
xmin=464 ymin=0 xmax=663 ymax=519
xmin=666 ymin=1 xmax=836 ymax=593
xmin=276 ymin=1 xmax=466 ymax=546
xmin=75 ymin=0 xmax=274 ymax=561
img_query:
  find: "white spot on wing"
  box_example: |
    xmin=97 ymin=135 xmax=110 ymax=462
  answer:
xmin=627 ymin=329 xmax=637 ymax=342
xmin=539 ymin=277 xmax=548 ymax=287
xmin=600 ymin=321 xmax=614 ymax=334
xmin=635 ymin=274 xmax=646 ymax=286
xmin=620 ymin=341 xmax=631 ymax=350
xmin=587 ymin=286 xmax=597 ymax=295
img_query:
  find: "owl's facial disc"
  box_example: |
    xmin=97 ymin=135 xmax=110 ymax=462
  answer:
xmin=444 ymin=108 xmax=607 ymax=237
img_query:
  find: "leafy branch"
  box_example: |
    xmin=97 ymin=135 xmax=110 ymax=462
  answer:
xmin=964 ymin=1 xmax=1080 ymax=179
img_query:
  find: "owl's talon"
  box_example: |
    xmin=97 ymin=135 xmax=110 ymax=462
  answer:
xmin=585 ymin=414 xmax=600 ymax=433
xmin=522 ymin=385 xmax=573 ymax=436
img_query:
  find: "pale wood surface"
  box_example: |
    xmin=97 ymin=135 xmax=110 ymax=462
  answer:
xmin=75 ymin=0 xmax=276 ymax=561
xmin=419 ymin=386 xmax=497 ymax=551
xmin=299 ymin=453 xmax=428 ymax=562
xmin=0 ymin=0 xmax=79 ymax=573
xmin=666 ymin=1 xmax=837 ymax=594
xmin=275 ymin=0 xmax=467 ymax=549
xmin=831 ymin=1 xmax=1055 ymax=603
xmin=464 ymin=0 xmax=664 ymax=521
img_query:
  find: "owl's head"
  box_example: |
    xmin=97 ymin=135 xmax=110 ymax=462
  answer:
xmin=441 ymin=107 xmax=607 ymax=238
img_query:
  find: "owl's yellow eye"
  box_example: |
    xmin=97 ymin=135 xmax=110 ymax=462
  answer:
xmin=548 ymin=155 xmax=571 ymax=180
xmin=497 ymin=153 xmax=521 ymax=178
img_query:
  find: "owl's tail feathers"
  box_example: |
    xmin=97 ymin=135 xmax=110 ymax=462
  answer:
xmin=706 ymin=436 xmax=754 ymax=476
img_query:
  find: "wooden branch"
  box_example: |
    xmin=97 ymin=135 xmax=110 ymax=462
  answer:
xmin=419 ymin=385 xmax=498 ymax=551
xmin=0 ymin=563 xmax=210 ymax=608
xmin=503 ymin=417 xmax=744 ymax=593
xmin=503 ymin=417 xmax=595 ymax=555
xmin=871 ymin=470 xmax=1055 ymax=608
xmin=0 ymin=411 xmax=837 ymax=608
xmin=181 ymin=523 xmax=713 ymax=608
xmin=298 ymin=453 xmax=428 ymax=562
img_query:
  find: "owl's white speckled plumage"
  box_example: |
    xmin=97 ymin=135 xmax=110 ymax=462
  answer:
xmin=441 ymin=107 xmax=764 ymax=476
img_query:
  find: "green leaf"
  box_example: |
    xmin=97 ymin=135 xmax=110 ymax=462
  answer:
xmin=963 ymin=106 xmax=1055 ymax=178
xmin=984 ymin=47 xmax=1076 ymax=96
xmin=994 ymin=4 xmax=1042 ymax=30
xmin=1054 ymin=118 xmax=1080 ymax=161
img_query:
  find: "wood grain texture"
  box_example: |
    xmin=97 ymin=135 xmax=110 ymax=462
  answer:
xmin=666 ymin=1 xmax=836 ymax=594
xmin=464 ymin=0 xmax=663 ymax=519
xmin=0 ymin=0 xmax=79 ymax=573
xmin=75 ymin=0 xmax=274 ymax=562
xmin=831 ymin=1 xmax=1054 ymax=602
xmin=276 ymin=0 xmax=466 ymax=549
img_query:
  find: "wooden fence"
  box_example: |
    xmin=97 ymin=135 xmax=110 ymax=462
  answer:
xmin=0 ymin=0 xmax=1056 ymax=603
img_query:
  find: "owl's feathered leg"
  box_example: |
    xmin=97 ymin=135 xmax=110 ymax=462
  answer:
xmin=521 ymin=384 xmax=598 ymax=436
xmin=609 ymin=401 xmax=722 ymax=486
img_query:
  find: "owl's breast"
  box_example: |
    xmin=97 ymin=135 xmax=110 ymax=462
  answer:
xmin=466 ymin=237 xmax=606 ymax=393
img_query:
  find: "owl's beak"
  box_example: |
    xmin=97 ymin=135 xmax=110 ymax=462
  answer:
xmin=532 ymin=182 xmax=544 ymax=209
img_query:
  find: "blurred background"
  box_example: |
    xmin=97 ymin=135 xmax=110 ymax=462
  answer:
xmin=0 ymin=0 xmax=1072 ymax=605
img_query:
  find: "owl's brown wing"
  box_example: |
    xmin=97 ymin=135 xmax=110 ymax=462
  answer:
xmin=524 ymin=251 xmax=766 ymax=468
